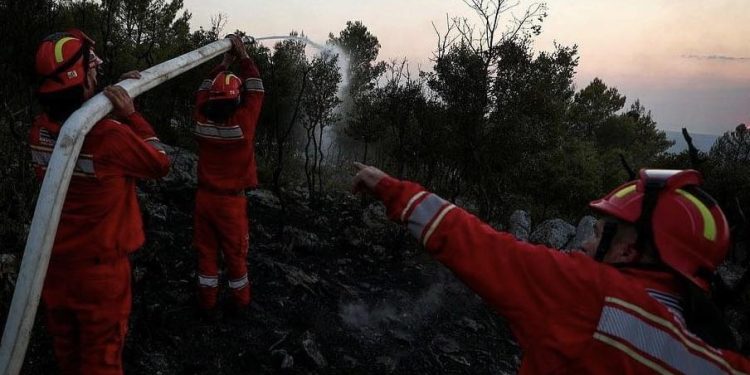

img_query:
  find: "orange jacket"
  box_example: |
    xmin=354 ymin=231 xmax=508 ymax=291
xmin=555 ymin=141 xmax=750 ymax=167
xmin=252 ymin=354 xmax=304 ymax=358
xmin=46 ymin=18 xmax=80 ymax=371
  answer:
xmin=193 ymin=57 xmax=264 ymax=193
xmin=30 ymin=111 xmax=169 ymax=262
xmin=374 ymin=176 xmax=750 ymax=374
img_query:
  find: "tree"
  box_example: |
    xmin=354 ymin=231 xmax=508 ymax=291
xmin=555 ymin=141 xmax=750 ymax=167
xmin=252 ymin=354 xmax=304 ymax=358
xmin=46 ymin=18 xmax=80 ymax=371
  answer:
xmin=426 ymin=0 xmax=548 ymax=215
xmin=569 ymin=79 xmax=672 ymax=189
xmin=486 ymin=40 xmax=579 ymax=220
xmin=569 ymin=77 xmax=626 ymax=138
xmin=301 ymin=53 xmax=341 ymax=202
xmin=706 ymin=125 xmax=750 ymax=222
xmin=711 ymin=125 xmax=750 ymax=166
xmin=255 ymin=35 xmax=309 ymax=192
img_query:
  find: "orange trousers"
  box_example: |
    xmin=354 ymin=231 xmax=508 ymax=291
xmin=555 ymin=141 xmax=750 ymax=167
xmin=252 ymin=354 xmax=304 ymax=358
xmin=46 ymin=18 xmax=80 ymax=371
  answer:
xmin=193 ymin=189 xmax=251 ymax=310
xmin=41 ymin=257 xmax=131 ymax=375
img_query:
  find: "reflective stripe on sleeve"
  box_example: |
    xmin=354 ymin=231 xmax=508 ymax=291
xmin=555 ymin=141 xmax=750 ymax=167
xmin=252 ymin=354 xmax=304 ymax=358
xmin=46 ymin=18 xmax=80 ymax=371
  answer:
xmin=244 ymin=78 xmax=264 ymax=92
xmin=406 ymin=193 xmax=455 ymax=244
xmin=400 ymin=191 xmax=428 ymax=222
xmin=199 ymin=79 xmax=212 ymax=90
xmin=144 ymin=137 xmax=167 ymax=153
xmin=422 ymin=205 xmax=456 ymax=246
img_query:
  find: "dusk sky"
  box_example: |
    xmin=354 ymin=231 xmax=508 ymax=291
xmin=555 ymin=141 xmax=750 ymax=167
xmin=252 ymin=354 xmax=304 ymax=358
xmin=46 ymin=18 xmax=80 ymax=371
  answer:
xmin=183 ymin=0 xmax=750 ymax=135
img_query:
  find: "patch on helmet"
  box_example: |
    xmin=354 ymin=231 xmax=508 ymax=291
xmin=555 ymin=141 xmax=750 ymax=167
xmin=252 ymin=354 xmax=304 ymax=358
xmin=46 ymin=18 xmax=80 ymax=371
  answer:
xmin=66 ymin=70 xmax=78 ymax=79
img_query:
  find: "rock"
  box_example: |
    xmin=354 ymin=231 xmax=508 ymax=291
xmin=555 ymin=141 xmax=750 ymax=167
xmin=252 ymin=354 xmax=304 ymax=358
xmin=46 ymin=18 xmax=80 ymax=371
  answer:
xmin=301 ymin=331 xmax=327 ymax=368
xmin=509 ymin=210 xmax=531 ymax=241
xmin=0 ymin=254 xmax=18 ymax=292
xmin=725 ymin=307 xmax=747 ymax=349
xmin=529 ymin=219 xmax=576 ymax=249
xmin=132 ymin=266 xmax=147 ymax=283
xmin=247 ymin=189 xmax=281 ymax=211
xmin=0 ymin=254 xmax=17 ymax=276
xmin=569 ymin=215 xmax=597 ymax=250
xmin=274 ymin=262 xmax=320 ymax=294
xmin=732 ymin=243 xmax=749 ymax=265
xmin=313 ymin=216 xmax=329 ymax=228
xmin=376 ymin=356 xmax=397 ymax=373
xmin=282 ymin=227 xmax=320 ymax=251
xmin=433 ymin=335 xmax=460 ymax=354
xmin=459 ymin=317 xmax=481 ymax=332
xmin=344 ymin=226 xmax=366 ymax=248
xmin=717 ymin=262 xmax=747 ymax=290
xmin=253 ymin=223 xmax=271 ymax=240
xmin=372 ymin=245 xmax=386 ymax=256
xmin=362 ymin=203 xmax=387 ymax=229
xmin=389 ymin=328 xmax=413 ymax=344
xmin=271 ymin=349 xmax=294 ymax=369
xmin=446 ymin=354 xmax=471 ymax=367
xmin=341 ymin=355 xmax=358 ymax=369
xmin=162 ymin=145 xmax=197 ymax=187
xmin=142 ymin=200 xmax=169 ymax=225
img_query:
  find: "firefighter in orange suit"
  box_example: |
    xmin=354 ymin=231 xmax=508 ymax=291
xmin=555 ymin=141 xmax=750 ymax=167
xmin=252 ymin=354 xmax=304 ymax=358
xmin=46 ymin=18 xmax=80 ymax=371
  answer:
xmin=193 ymin=35 xmax=264 ymax=311
xmin=31 ymin=29 xmax=170 ymax=374
xmin=353 ymin=163 xmax=750 ymax=374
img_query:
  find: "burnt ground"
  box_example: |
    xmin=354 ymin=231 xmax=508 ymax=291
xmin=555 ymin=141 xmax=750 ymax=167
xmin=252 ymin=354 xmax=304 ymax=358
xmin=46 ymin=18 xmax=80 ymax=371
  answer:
xmin=21 ymin=183 xmax=521 ymax=374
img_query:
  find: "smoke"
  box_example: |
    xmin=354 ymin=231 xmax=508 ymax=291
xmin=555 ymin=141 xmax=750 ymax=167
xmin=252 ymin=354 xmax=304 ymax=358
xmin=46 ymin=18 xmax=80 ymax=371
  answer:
xmin=682 ymin=54 xmax=750 ymax=62
xmin=339 ymin=282 xmax=446 ymax=330
xmin=340 ymin=302 xmax=398 ymax=328
xmin=254 ymin=35 xmax=352 ymax=162
xmin=302 ymin=38 xmax=351 ymax=96
xmin=254 ymin=35 xmax=351 ymax=98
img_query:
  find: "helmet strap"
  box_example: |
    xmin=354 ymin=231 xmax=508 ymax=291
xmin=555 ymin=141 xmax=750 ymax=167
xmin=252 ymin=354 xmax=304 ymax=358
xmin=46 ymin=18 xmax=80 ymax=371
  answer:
xmin=80 ymin=40 xmax=93 ymax=89
xmin=634 ymin=177 xmax=665 ymax=257
xmin=594 ymin=220 xmax=618 ymax=262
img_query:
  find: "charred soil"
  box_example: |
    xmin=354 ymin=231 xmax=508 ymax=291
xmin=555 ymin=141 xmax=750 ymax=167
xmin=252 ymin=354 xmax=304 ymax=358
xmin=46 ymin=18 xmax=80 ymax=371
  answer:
xmin=22 ymin=184 xmax=520 ymax=374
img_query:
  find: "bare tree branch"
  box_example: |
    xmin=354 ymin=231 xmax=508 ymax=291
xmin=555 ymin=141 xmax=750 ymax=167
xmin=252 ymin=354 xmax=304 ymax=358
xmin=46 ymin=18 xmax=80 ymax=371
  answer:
xmin=682 ymin=127 xmax=706 ymax=167
xmin=210 ymin=13 xmax=228 ymax=38
xmin=435 ymin=0 xmax=547 ymax=69
xmin=432 ymin=14 xmax=459 ymax=60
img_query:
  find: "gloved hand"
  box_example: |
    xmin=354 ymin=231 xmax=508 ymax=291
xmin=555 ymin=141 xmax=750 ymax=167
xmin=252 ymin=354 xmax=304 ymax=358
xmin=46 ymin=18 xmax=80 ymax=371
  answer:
xmin=227 ymin=34 xmax=249 ymax=59
xmin=103 ymin=85 xmax=136 ymax=119
xmin=352 ymin=162 xmax=388 ymax=195
xmin=118 ymin=70 xmax=141 ymax=81
xmin=243 ymin=36 xmax=256 ymax=46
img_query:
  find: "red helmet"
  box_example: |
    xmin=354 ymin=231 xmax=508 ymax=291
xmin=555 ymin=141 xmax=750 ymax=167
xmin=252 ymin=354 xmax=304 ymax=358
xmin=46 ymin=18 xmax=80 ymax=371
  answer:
xmin=590 ymin=169 xmax=730 ymax=290
xmin=208 ymin=71 xmax=242 ymax=101
xmin=35 ymin=29 xmax=102 ymax=94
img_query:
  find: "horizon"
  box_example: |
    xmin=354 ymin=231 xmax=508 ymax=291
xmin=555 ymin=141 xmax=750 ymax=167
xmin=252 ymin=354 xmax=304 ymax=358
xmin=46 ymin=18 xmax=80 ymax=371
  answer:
xmin=183 ymin=0 xmax=750 ymax=136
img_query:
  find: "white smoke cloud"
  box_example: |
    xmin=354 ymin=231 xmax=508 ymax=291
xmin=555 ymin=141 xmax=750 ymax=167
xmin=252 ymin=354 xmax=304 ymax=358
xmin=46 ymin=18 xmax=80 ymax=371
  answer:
xmin=682 ymin=54 xmax=750 ymax=62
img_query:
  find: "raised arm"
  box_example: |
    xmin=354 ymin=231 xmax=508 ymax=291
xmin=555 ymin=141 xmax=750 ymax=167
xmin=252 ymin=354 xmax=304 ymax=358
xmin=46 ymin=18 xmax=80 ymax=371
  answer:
xmin=353 ymin=164 xmax=605 ymax=349
xmin=103 ymin=85 xmax=169 ymax=178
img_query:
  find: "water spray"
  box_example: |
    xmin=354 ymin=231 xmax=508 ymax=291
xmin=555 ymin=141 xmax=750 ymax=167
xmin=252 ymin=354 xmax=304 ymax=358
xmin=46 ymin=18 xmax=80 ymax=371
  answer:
xmin=249 ymin=35 xmax=351 ymax=96
xmin=249 ymin=35 xmax=352 ymax=157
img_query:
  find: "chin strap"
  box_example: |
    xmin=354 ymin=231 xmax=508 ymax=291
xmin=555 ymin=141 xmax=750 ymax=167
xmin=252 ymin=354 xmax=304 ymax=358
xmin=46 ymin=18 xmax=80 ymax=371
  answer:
xmin=634 ymin=178 xmax=664 ymax=260
xmin=594 ymin=220 xmax=619 ymax=262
